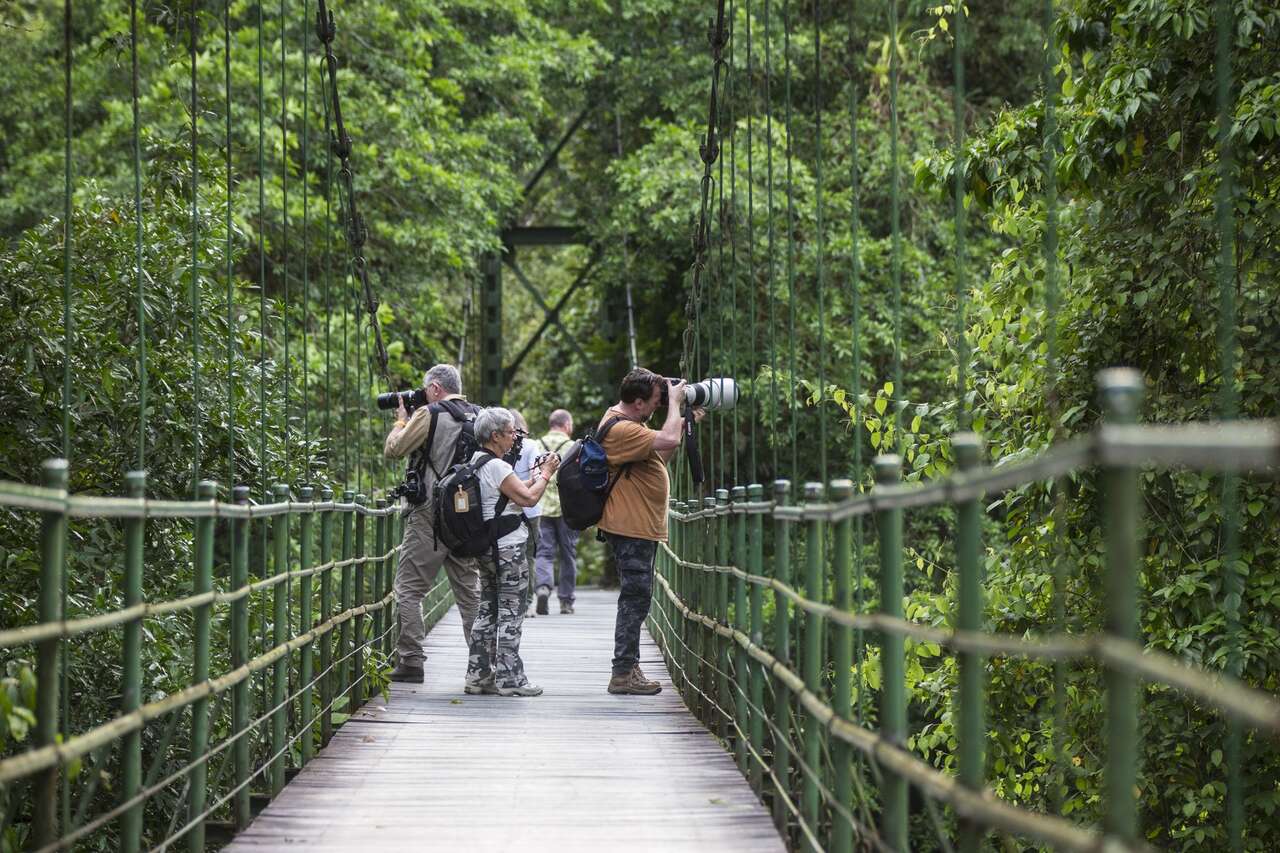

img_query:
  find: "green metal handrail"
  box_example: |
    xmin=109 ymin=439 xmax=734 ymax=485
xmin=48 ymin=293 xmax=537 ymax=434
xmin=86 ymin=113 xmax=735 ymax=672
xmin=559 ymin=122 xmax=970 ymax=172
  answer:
xmin=648 ymin=371 xmax=1280 ymax=851
xmin=0 ymin=467 xmax=451 ymax=851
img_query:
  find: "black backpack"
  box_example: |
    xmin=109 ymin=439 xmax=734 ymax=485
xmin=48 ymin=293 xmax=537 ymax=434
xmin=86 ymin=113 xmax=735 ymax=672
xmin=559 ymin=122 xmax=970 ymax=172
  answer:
xmin=405 ymin=398 xmax=483 ymax=504
xmin=431 ymin=453 xmax=522 ymax=558
xmin=557 ymin=416 xmax=633 ymax=531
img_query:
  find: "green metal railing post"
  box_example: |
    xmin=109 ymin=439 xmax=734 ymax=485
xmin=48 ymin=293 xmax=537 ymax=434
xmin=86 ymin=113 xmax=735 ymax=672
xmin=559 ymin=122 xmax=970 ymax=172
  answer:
xmin=374 ymin=498 xmax=387 ymax=662
xmin=716 ymin=488 xmax=731 ymax=742
xmin=120 ymin=470 xmax=146 ymax=852
xmin=747 ymin=483 xmax=765 ymax=794
xmin=319 ymin=487 xmax=335 ymax=745
xmin=230 ymin=485 xmax=251 ymax=829
xmin=353 ymin=494 xmax=368 ymax=709
xmin=874 ymin=455 xmax=907 ymax=850
xmin=702 ymin=495 xmax=718 ymax=728
xmin=188 ymin=479 xmax=217 ymax=850
xmin=954 ymin=434 xmax=986 ymax=853
xmin=801 ymin=481 xmax=825 ymax=849
xmin=270 ymin=483 xmax=290 ymax=797
xmin=1100 ymin=368 xmax=1144 ymax=845
xmin=677 ymin=501 xmax=696 ymax=705
xmin=829 ymin=478 xmax=854 ymax=853
xmin=771 ymin=479 xmax=793 ymax=835
xmin=298 ymin=485 xmax=316 ymax=766
xmin=340 ymin=489 xmax=355 ymax=708
xmin=384 ymin=506 xmax=399 ymax=658
xmin=732 ymin=485 xmax=749 ymax=774
xmin=33 ymin=459 xmax=68 ymax=849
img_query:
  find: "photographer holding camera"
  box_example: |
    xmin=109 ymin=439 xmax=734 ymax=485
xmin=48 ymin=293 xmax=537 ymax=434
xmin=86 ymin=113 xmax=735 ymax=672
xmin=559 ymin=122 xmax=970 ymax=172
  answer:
xmin=598 ymin=368 xmax=704 ymax=696
xmin=383 ymin=363 xmax=482 ymax=684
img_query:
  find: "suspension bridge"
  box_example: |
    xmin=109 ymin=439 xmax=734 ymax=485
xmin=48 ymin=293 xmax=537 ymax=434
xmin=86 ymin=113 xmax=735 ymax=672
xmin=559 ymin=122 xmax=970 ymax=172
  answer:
xmin=2 ymin=0 xmax=1278 ymax=850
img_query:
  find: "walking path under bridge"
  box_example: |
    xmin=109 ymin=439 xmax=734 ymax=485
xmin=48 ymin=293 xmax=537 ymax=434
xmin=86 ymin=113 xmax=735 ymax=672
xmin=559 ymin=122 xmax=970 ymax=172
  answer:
xmin=225 ymin=590 xmax=785 ymax=852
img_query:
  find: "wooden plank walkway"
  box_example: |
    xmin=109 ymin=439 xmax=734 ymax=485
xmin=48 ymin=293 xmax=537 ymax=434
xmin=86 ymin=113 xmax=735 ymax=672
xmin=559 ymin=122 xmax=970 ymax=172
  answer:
xmin=226 ymin=589 xmax=785 ymax=852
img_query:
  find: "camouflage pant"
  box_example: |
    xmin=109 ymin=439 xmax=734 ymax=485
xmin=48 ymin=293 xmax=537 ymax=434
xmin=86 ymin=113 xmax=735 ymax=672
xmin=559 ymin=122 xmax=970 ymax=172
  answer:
xmin=605 ymin=533 xmax=658 ymax=676
xmin=466 ymin=541 xmax=531 ymax=689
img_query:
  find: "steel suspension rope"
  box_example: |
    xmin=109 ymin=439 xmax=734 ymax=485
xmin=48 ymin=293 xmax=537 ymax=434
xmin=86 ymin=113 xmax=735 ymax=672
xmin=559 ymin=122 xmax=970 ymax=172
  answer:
xmin=190 ymin=2 xmax=203 ymax=494
xmin=812 ymin=0 xmax=827 ymax=482
xmin=744 ymin=0 xmax=757 ymax=481
xmin=764 ymin=0 xmax=778 ymax=478
xmin=281 ymin=0 xmax=292 ymax=482
xmin=132 ymin=0 xmax=147 ymax=472
xmin=781 ymin=0 xmax=797 ymax=480
xmin=887 ymin=0 xmax=903 ymax=448
xmin=728 ymin=0 xmax=739 ymax=488
xmin=225 ymin=0 xmax=237 ymax=490
xmin=302 ymin=0 xmax=311 ymax=481
xmin=1214 ymin=0 xmax=1243 ymax=844
xmin=315 ymin=0 xmax=391 ymax=388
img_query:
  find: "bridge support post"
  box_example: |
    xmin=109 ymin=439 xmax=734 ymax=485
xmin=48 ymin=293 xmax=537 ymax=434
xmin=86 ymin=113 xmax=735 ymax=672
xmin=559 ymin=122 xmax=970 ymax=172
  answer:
xmin=731 ymin=486 xmax=749 ymax=775
xmin=770 ymin=479 xmax=793 ymax=838
xmin=189 ymin=480 xmax=218 ymax=849
xmin=353 ymin=494 xmax=368 ymax=709
xmin=829 ymin=478 xmax=854 ymax=853
xmin=271 ymin=484 xmax=291 ymax=798
xmin=33 ymin=459 xmax=67 ymax=850
xmin=1100 ymin=368 xmax=1144 ymax=845
xmin=231 ymin=486 xmax=252 ymax=829
xmin=299 ymin=487 xmax=316 ymax=767
xmin=374 ymin=499 xmax=387 ymax=670
xmin=676 ymin=502 xmax=697 ymax=710
xmin=121 ymin=469 xmax=147 ymax=851
xmin=715 ymin=489 xmax=731 ymax=745
xmin=801 ymin=482 xmax=826 ymax=850
xmin=954 ymin=435 xmax=987 ymax=853
xmin=340 ymin=491 xmax=355 ymax=709
xmin=747 ymin=484 xmax=765 ymax=795
xmin=702 ymin=496 xmax=718 ymax=729
xmin=318 ymin=488 xmax=335 ymax=747
xmin=873 ymin=457 xmax=907 ymax=850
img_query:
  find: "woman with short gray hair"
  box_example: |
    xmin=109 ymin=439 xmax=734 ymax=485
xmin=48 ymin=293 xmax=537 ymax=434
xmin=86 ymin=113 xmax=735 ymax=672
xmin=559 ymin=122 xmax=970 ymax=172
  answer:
xmin=464 ymin=407 xmax=559 ymax=696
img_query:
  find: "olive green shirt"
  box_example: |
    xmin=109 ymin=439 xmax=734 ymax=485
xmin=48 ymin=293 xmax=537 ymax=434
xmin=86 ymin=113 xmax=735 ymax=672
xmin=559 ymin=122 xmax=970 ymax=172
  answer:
xmin=537 ymin=430 xmax=574 ymax=517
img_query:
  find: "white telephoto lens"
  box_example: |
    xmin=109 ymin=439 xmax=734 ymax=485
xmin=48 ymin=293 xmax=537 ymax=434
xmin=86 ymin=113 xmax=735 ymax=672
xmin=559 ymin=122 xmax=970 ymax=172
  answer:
xmin=690 ymin=377 xmax=738 ymax=409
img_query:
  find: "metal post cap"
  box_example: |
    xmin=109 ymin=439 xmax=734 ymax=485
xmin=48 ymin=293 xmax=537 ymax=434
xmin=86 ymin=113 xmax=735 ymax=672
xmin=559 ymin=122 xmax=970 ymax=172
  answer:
xmin=829 ymin=479 xmax=853 ymax=499
xmin=803 ymin=482 xmax=824 ymax=501
xmin=873 ymin=455 xmax=903 ymax=483
xmin=952 ymin=432 xmax=984 ymax=470
xmin=747 ymin=483 xmax=764 ymax=500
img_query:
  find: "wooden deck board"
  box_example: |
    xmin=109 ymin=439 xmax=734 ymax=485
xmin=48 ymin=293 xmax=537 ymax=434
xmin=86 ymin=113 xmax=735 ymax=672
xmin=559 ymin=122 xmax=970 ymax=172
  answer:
xmin=226 ymin=589 xmax=785 ymax=851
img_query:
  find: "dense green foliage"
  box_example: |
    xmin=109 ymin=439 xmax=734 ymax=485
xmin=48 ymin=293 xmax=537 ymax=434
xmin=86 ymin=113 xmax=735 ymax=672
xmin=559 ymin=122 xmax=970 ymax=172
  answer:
xmin=0 ymin=0 xmax=1276 ymax=849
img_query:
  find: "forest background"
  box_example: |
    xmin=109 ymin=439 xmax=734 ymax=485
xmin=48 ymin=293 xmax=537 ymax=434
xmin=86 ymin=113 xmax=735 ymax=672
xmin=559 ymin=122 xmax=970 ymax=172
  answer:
xmin=0 ymin=0 xmax=1277 ymax=849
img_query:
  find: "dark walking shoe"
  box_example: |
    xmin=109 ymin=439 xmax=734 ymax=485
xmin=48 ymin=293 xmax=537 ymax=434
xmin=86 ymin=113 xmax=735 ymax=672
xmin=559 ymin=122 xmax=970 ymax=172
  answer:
xmin=607 ymin=665 xmax=661 ymax=695
xmin=535 ymin=589 xmax=549 ymax=615
xmin=560 ymin=600 xmax=574 ymax=615
xmin=390 ymin=663 xmax=424 ymax=684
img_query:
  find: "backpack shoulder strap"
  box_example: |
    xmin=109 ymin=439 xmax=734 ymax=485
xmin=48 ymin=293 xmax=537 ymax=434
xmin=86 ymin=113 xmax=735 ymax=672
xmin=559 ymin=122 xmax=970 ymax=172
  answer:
xmin=596 ymin=414 xmax=637 ymax=486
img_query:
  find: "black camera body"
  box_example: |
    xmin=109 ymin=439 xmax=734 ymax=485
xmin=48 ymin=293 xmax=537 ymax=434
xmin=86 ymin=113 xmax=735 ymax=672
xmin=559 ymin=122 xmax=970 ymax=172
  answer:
xmin=390 ymin=469 xmax=425 ymax=504
xmin=376 ymin=387 xmax=429 ymax=414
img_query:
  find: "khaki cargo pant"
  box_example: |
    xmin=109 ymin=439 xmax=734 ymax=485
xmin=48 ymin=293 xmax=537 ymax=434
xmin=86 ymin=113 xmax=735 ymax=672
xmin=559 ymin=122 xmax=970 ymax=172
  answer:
xmin=394 ymin=503 xmax=480 ymax=666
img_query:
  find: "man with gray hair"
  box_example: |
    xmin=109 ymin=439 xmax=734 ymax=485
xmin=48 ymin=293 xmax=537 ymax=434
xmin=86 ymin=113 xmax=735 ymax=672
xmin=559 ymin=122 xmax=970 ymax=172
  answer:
xmin=534 ymin=409 xmax=579 ymax=614
xmin=383 ymin=363 xmax=482 ymax=683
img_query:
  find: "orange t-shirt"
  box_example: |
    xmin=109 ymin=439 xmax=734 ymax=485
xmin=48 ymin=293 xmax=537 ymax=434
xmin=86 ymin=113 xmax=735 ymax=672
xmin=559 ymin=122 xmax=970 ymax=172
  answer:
xmin=597 ymin=407 xmax=670 ymax=542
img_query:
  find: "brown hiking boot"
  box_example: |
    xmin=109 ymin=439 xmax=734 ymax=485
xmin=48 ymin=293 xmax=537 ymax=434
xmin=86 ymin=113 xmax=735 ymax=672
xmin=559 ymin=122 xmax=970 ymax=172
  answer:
xmin=608 ymin=665 xmax=662 ymax=695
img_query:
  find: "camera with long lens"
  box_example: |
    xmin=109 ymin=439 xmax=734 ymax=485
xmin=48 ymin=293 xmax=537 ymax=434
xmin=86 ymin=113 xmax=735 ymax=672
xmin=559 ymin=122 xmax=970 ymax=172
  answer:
xmin=659 ymin=377 xmax=738 ymax=409
xmin=389 ymin=469 xmax=425 ymax=504
xmin=376 ymin=387 xmax=429 ymax=414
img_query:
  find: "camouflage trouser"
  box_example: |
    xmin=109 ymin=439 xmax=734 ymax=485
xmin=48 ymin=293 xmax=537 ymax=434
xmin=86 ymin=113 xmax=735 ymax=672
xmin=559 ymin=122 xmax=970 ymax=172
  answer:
xmin=605 ymin=533 xmax=658 ymax=677
xmin=466 ymin=541 xmax=531 ymax=689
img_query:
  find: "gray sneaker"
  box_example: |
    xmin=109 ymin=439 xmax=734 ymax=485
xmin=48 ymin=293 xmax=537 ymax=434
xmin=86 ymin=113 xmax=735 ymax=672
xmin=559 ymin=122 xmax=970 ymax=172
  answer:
xmin=496 ymin=682 xmax=543 ymax=697
xmin=560 ymin=600 xmax=574 ymax=614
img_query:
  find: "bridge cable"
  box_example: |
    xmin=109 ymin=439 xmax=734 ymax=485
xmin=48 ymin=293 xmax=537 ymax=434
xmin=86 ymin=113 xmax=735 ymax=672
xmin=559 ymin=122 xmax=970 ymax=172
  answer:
xmin=781 ymin=0 xmax=797 ymax=481
xmin=763 ymin=0 xmax=777 ymax=479
xmin=744 ymin=0 xmax=756 ymax=480
xmin=812 ymin=0 xmax=827 ymax=484
xmin=131 ymin=0 xmax=147 ymax=472
xmin=887 ymin=0 xmax=902 ymax=449
xmin=191 ymin=2 xmax=203 ymax=494
xmin=225 ymin=0 xmax=237 ymax=490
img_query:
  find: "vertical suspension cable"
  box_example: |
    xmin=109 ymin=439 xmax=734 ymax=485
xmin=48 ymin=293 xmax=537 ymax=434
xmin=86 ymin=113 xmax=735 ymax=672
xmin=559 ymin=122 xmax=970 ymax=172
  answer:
xmin=812 ymin=0 xmax=827 ymax=480
xmin=728 ymin=0 xmax=739 ymax=487
xmin=132 ymin=0 xmax=147 ymax=472
xmin=302 ymin=0 xmax=311 ymax=481
xmin=62 ymin=0 xmax=73 ymax=462
xmin=716 ymin=32 xmax=728 ymax=487
xmin=226 ymin=0 xmax=236 ymax=489
xmin=888 ymin=0 xmax=903 ymax=447
xmin=258 ymin=0 xmax=268 ymax=500
xmin=1041 ymin=0 xmax=1067 ymax=820
xmin=782 ymin=0 xmax=797 ymax=479
xmin=323 ymin=61 xmax=333 ymax=476
xmin=764 ymin=0 xmax=777 ymax=478
xmin=953 ymin=2 xmax=968 ymax=430
xmin=1213 ymin=0 xmax=1242 ymax=845
xmin=745 ymin=0 xmax=756 ymax=482
xmin=281 ymin=0 xmax=291 ymax=483
xmin=191 ymin=0 xmax=203 ymax=492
